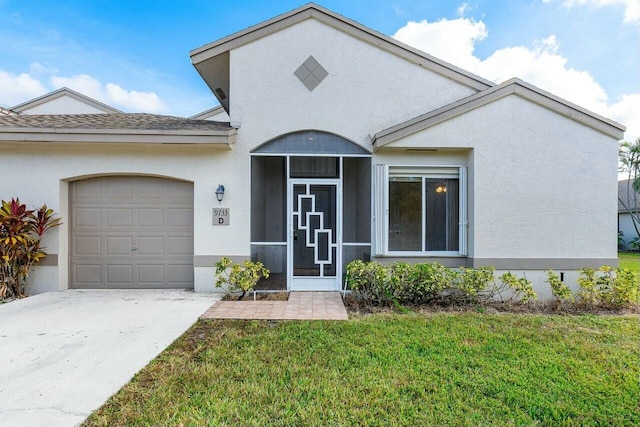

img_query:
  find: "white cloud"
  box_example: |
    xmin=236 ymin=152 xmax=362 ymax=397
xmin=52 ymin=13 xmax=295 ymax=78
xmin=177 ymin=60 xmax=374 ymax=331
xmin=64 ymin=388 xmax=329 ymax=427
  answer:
xmin=393 ymin=17 xmax=487 ymax=71
xmin=0 ymin=71 xmax=48 ymax=107
xmin=608 ymin=94 xmax=640 ymax=142
xmin=393 ymin=17 xmax=638 ymax=141
xmin=561 ymin=0 xmax=640 ymax=23
xmin=105 ymin=83 xmax=167 ymax=113
xmin=50 ymin=74 xmax=168 ymax=113
xmin=456 ymin=2 xmax=474 ymax=17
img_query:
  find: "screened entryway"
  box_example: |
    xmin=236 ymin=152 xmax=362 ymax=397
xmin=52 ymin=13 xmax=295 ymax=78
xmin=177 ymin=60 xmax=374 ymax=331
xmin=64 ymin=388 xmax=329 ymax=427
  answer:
xmin=251 ymin=131 xmax=371 ymax=291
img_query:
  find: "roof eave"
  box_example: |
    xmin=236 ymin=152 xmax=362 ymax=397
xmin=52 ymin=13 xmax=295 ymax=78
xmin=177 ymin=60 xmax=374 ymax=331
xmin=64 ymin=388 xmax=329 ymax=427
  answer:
xmin=0 ymin=127 xmax=237 ymax=146
xmin=11 ymin=87 xmax=123 ymax=114
xmin=373 ymin=78 xmax=626 ymax=151
xmin=190 ymin=3 xmax=493 ymax=92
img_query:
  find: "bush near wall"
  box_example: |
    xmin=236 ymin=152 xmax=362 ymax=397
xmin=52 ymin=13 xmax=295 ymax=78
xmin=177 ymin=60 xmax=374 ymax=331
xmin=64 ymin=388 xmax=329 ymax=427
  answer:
xmin=0 ymin=198 xmax=60 ymax=300
xmin=345 ymin=260 xmax=638 ymax=310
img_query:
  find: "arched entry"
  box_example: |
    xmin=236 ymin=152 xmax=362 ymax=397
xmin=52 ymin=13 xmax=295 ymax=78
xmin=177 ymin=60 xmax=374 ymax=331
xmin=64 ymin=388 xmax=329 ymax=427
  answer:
xmin=69 ymin=175 xmax=194 ymax=289
xmin=251 ymin=131 xmax=371 ymax=291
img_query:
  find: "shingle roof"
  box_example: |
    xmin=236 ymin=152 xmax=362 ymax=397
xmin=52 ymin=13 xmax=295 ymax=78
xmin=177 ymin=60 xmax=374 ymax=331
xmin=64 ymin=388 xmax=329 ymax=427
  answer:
xmin=618 ymin=179 xmax=640 ymax=212
xmin=0 ymin=113 xmax=232 ymax=131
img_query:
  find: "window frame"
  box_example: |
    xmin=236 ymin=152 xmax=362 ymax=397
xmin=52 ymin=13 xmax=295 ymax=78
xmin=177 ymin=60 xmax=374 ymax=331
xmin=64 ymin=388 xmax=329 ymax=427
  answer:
xmin=378 ymin=165 xmax=467 ymax=257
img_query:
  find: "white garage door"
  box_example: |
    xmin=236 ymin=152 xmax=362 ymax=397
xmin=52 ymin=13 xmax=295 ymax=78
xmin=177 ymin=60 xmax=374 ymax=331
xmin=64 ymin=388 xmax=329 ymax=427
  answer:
xmin=70 ymin=176 xmax=194 ymax=289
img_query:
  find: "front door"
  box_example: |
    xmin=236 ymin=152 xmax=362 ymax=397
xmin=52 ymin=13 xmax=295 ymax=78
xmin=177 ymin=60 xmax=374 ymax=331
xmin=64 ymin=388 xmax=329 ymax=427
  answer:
xmin=289 ymin=181 xmax=340 ymax=290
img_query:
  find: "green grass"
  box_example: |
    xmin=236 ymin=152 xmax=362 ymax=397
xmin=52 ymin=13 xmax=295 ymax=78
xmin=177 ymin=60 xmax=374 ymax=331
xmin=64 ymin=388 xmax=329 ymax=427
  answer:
xmin=85 ymin=314 xmax=639 ymax=427
xmin=619 ymin=252 xmax=640 ymax=274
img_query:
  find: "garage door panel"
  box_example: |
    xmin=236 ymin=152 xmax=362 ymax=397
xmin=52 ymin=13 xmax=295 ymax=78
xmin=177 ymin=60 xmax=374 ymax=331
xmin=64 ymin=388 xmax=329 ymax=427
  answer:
xmin=138 ymin=237 xmax=164 ymax=256
xmin=138 ymin=264 xmax=165 ymax=284
xmin=105 ymin=179 xmax=133 ymax=201
xmin=73 ymin=179 xmax=101 ymax=201
xmin=106 ymin=208 xmax=133 ymax=228
xmin=168 ymin=236 xmax=193 ymax=256
xmin=134 ymin=178 xmax=165 ymax=200
xmin=167 ymin=208 xmax=193 ymax=227
xmin=166 ymin=180 xmax=194 ymax=201
xmin=167 ymin=264 xmax=193 ymax=284
xmin=74 ymin=264 xmax=102 ymax=285
xmin=106 ymin=236 xmax=133 ymax=256
xmin=138 ymin=208 xmax=164 ymax=227
xmin=73 ymin=208 xmax=101 ymax=228
xmin=71 ymin=176 xmax=193 ymax=289
xmin=106 ymin=264 xmax=133 ymax=284
xmin=73 ymin=236 xmax=102 ymax=256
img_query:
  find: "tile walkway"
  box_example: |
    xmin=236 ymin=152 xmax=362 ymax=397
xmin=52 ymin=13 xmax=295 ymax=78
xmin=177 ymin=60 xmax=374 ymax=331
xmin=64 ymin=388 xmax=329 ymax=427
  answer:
xmin=201 ymin=292 xmax=348 ymax=320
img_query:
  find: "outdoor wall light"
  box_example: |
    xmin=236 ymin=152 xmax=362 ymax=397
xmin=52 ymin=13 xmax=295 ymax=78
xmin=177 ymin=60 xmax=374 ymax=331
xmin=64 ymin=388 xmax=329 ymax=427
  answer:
xmin=215 ymin=184 xmax=225 ymax=203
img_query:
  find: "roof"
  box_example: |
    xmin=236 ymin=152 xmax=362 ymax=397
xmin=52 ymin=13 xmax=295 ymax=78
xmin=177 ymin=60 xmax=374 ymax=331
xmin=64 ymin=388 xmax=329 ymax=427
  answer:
xmin=619 ymin=179 xmax=640 ymax=213
xmin=190 ymin=3 xmax=493 ymax=112
xmin=0 ymin=113 xmax=236 ymax=145
xmin=11 ymin=87 xmax=122 ymax=114
xmin=189 ymin=106 xmax=226 ymax=120
xmin=373 ymin=78 xmax=626 ymax=150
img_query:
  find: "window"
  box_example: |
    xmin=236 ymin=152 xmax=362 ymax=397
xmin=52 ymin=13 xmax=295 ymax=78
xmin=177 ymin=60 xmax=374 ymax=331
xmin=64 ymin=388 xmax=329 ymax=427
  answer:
xmin=379 ymin=166 xmax=465 ymax=255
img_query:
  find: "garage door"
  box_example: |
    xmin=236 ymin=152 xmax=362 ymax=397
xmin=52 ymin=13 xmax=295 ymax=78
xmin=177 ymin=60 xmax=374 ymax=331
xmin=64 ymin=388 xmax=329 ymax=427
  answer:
xmin=70 ymin=176 xmax=194 ymax=289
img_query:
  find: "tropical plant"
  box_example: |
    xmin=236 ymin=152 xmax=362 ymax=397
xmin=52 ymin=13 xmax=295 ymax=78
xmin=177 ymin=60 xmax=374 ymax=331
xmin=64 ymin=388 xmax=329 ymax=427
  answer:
xmin=0 ymin=198 xmax=61 ymax=300
xmin=214 ymin=257 xmax=269 ymax=298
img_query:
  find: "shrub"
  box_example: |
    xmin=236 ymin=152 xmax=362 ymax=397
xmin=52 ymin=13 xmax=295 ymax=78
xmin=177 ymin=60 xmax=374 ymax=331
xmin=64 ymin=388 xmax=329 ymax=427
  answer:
xmin=346 ymin=261 xmax=505 ymax=306
xmin=0 ymin=198 xmax=61 ymax=300
xmin=458 ymin=266 xmax=495 ymax=302
xmin=345 ymin=260 xmax=392 ymax=305
xmin=215 ymin=257 xmax=269 ymax=298
xmin=576 ymin=266 xmax=637 ymax=309
xmin=576 ymin=267 xmax=599 ymax=308
xmin=410 ymin=262 xmax=455 ymax=303
xmin=597 ymin=266 xmax=637 ymax=309
xmin=498 ymin=272 xmax=537 ymax=304
xmin=545 ymin=269 xmax=573 ymax=309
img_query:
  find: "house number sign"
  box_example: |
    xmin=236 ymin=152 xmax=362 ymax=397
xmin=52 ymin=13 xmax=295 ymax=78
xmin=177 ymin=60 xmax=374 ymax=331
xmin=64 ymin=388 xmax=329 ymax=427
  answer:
xmin=213 ymin=208 xmax=230 ymax=225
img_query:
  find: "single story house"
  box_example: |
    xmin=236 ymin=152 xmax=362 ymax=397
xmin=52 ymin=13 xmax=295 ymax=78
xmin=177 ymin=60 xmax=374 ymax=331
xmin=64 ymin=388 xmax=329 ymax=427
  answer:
xmin=0 ymin=3 xmax=624 ymax=297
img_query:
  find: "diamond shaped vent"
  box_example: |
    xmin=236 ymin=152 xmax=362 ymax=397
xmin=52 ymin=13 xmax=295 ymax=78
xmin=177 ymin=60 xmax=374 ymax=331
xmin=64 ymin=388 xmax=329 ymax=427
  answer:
xmin=294 ymin=56 xmax=328 ymax=91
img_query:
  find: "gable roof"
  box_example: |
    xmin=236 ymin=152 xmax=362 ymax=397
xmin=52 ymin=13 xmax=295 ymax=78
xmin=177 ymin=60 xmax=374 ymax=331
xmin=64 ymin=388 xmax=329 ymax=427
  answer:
xmin=189 ymin=106 xmax=226 ymax=120
xmin=11 ymin=87 xmax=122 ymax=114
xmin=372 ymin=78 xmax=626 ymax=150
xmin=190 ymin=3 xmax=493 ymax=110
xmin=0 ymin=113 xmax=235 ymax=145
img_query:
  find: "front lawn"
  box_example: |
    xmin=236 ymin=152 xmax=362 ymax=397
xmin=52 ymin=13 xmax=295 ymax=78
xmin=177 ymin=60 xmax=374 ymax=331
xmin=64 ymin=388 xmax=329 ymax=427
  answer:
xmin=85 ymin=314 xmax=639 ymax=427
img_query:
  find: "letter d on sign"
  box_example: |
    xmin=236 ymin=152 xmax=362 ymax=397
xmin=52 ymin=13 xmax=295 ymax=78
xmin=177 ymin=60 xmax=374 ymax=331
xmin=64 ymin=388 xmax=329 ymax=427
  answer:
xmin=212 ymin=208 xmax=230 ymax=225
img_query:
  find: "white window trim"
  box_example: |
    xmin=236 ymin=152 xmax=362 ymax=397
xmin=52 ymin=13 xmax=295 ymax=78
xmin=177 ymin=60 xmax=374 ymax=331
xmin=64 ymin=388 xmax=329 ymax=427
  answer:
xmin=376 ymin=165 xmax=467 ymax=257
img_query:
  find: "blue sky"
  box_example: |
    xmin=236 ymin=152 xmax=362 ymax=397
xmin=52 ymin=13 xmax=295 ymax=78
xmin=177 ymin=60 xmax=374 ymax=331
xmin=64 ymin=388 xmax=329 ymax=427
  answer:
xmin=0 ymin=0 xmax=638 ymax=139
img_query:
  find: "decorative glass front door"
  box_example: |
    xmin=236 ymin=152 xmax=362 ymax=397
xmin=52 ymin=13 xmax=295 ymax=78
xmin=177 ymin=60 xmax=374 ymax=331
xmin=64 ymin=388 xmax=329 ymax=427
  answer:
xmin=290 ymin=181 xmax=340 ymax=290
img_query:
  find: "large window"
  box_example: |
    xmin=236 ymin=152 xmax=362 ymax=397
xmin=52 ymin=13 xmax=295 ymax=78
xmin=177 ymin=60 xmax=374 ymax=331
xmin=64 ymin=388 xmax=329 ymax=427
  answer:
xmin=384 ymin=167 xmax=464 ymax=255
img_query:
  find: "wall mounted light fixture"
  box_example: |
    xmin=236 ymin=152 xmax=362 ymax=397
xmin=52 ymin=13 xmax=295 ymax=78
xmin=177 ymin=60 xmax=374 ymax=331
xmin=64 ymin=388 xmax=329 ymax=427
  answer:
xmin=215 ymin=184 xmax=225 ymax=204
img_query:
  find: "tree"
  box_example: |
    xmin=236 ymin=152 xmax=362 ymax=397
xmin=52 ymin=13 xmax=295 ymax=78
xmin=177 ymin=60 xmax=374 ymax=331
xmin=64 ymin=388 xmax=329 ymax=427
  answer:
xmin=618 ymin=138 xmax=640 ymax=243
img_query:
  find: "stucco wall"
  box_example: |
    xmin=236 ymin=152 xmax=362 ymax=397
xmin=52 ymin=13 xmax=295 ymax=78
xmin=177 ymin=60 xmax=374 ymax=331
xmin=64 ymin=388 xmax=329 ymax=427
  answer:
xmin=382 ymin=94 xmax=619 ymax=264
xmin=229 ymin=18 xmax=478 ymax=150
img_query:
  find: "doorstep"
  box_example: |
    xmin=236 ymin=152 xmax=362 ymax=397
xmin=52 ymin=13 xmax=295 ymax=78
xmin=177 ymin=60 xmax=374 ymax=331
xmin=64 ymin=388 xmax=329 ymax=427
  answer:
xmin=200 ymin=291 xmax=348 ymax=320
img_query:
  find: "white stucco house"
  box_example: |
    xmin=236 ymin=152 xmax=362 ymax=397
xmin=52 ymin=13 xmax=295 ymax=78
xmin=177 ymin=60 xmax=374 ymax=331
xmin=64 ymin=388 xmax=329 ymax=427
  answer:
xmin=0 ymin=4 xmax=625 ymax=297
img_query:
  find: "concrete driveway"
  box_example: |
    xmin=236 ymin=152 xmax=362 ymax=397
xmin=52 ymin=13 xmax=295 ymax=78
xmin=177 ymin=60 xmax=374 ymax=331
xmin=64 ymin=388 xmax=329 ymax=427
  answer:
xmin=0 ymin=289 xmax=219 ymax=427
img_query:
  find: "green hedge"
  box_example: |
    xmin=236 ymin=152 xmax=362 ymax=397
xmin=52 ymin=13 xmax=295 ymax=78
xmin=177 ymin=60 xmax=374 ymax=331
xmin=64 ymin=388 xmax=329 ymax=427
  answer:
xmin=345 ymin=260 xmax=638 ymax=309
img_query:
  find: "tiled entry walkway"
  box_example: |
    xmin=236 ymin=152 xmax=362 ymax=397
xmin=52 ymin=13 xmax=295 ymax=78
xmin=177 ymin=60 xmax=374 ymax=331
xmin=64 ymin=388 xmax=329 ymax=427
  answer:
xmin=201 ymin=292 xmax=348 ymax=320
